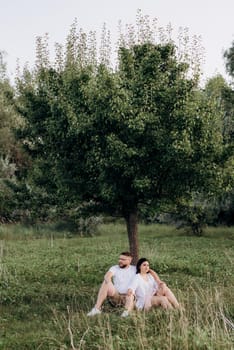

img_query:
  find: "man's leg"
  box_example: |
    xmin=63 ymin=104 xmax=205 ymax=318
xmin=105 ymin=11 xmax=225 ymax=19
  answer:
xmin=120 ymin=294 xmax=135 ymax=317
xmin=123 ymin=294 xmax=135 ymax=311
xmin=87 ymin=281 xmax=117 ymax=316
xmin=95 ymin=281 xmax=114 ymax=309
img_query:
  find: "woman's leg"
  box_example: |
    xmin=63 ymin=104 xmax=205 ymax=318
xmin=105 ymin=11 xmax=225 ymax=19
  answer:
xmin=151 ymin=295 xmax=173 ymax=309
xmin=157 ymin=283 xmax=180 ymax=308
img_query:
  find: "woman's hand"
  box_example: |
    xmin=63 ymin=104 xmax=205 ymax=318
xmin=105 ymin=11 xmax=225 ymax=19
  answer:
xmin=158 ymin=281 xmax=167 ymax=288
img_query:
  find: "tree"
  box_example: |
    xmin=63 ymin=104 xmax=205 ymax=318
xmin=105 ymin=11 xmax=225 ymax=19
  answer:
xmin=16 ymin=16 xmax=229 ymax=262
xmin=224 ymin=40 xmax=234 ymax=79
xmin=205 ymin=43 xmax=234 ymax=226
xmin=205 ymin=75 xmax=234 ymax=142
xmin=0 ymin=52 xmax=27 ymax=222
xmin=0 ymin=52 xmax=16 ymax=162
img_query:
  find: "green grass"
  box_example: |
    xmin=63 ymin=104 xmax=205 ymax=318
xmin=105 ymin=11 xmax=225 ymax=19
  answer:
xmin=0 ymin=223 xmax=233 ymax=349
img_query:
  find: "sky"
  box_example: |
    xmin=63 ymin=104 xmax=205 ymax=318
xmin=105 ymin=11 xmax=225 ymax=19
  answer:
xmin=0 ymin=0 xmax=233 ymax=85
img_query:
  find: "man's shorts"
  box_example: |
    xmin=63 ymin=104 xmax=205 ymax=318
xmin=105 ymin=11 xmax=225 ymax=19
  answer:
xmin=108 ymin=293 xmax=127 ymax=307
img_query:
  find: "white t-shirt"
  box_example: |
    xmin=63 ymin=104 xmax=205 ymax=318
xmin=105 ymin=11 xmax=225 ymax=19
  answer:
xmin=128 ymin=273 xmax=158 ymax=310
xmin=109 ymin=265 xmax=136 ymax=294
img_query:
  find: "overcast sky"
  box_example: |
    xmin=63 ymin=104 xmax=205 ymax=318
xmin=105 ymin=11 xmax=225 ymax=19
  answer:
xmin=1 ymin=0 xmax=233 ymax=84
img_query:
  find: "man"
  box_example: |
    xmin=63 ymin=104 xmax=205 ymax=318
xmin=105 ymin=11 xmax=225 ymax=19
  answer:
xmin=87 ymin=251 xmax=135 ymax=316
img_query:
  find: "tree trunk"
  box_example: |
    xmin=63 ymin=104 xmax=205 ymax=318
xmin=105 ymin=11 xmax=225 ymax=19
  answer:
xmin=124 ymin=209 xmax=139 ymax=265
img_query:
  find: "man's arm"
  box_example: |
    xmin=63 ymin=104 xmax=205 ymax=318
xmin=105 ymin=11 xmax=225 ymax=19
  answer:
xmin=103 ymin=270 xmax=113 ymax=284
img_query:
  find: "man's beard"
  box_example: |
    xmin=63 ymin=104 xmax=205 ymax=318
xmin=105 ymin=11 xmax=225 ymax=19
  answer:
xmin=119 ymin=264 xmax=128 ymax=269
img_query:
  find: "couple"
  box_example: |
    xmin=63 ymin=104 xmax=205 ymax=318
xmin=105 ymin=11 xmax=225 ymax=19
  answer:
xmin=87 ymin=251 xmax=179 ymax=317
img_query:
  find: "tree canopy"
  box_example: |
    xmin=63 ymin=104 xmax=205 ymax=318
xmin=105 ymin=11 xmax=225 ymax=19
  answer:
xmin=224 ymin=40 xmax=234 ymax=79
xmin=14 ymin=17 xmax=232 ymax=262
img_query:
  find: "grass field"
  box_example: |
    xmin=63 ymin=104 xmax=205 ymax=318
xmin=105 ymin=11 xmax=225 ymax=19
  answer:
xmin=0 ymin=223 xmax=233 ymax=349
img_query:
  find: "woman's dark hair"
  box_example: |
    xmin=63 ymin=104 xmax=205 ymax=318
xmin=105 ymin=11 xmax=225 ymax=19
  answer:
xmin=136 ymin=258 xmax=149 ymax=274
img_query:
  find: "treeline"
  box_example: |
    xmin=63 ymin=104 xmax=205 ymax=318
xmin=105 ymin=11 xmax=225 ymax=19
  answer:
xmin=0 ymin=14 xmax=233 ymax=243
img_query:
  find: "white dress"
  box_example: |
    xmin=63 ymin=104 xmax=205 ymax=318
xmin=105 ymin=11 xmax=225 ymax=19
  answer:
xmin=128 ymin=273 xmax=158 ymax=310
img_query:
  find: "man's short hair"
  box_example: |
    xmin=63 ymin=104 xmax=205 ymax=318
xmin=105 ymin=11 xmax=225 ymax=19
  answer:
xmin=120 ymin=251 xmax=132 ymax=257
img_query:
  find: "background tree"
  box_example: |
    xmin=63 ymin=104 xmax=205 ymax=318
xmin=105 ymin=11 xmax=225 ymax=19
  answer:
xmin=0 ymin=52 xmax=27 ymax=222
xmin=172 ymin=71 xmax=234 ymax=232
xmin=224 ymin=40 xmax=234 ymax=79
xmin=15 ymin=15 xmax=231 ymax=262
xmin=218 ymin=41 xmax=234 ymax=224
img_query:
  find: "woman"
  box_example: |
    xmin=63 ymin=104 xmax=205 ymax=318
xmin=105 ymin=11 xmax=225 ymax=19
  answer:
xmin=121 ymin=258 xmax=179 ymax=317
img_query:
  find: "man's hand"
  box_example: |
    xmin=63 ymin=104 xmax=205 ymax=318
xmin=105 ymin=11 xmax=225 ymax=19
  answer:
xmin=127 ymin=288 xmax=133 ymax=296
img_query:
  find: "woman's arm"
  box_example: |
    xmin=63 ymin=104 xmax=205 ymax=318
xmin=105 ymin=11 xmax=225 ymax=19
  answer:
xmin=149 ymin=268 xmax=166 ymax=286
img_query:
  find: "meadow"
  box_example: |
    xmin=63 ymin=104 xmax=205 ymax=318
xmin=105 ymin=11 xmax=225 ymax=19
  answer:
xmin=0 ymin=223 xmax=233 ymax=349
